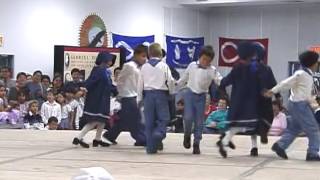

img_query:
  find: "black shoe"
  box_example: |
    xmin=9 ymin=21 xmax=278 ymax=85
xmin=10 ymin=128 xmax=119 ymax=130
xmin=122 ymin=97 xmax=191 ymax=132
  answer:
xmin=102 ymin=132 xmax=118 ymax=145
xmin=217 ymin=141 xmax=227 ymax=158
xmin=260 ymin=135 xmax=268 ymax=144
xmin=250 ymin=148 xmax=258 ymax=157
xmin=146 ymin=150 xmax=158 ymax=154
xmin=306 ymin=154 xmax=320 ymax=161
xmin=271 ymin=143 xmax=288 ymax=159
xmin=193 ymin=144 xmax=201 ymax=155
xmin=228 ymin=141 xmax=236 ymax=150
xmin=73 ymin=138 xmax=89 ymax=148
xmin=92 ymin=140 xmax=110 ymax=147
xmin=134 ymin=142 xmax=146 ymax=147
xmin=157 ymin=141 xmax=164 ymax=151
xmin=183 ymin=135 xmax=191 ymax=149
xmin=216 ymin=140 xmax=236 ymax=150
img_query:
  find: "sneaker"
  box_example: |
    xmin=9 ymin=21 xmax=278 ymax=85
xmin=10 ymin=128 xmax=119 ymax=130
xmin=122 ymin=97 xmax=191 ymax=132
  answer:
xmin=183 ymin=135 xmax=191 ymax=149
xmin=192 ymin=144 xmax=201 ymax=155
xmin=271 ymin=143 xmax=288 ymax=159
xmin=73 ymin=138 xmax=89 ymax=148
xmin=306 ymin=154 xmax=320 ymax=161
xmin=250 ymin=148 xmax=258 ymax=157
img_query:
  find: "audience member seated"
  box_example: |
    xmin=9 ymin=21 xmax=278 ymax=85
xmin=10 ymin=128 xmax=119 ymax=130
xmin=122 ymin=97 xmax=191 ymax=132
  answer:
xmin=56 ymin=93 xmax=72 ymax=130
xmin=8 ymin=72 xmax=28 ymax=103
xmin=26 ymin=71 xmax=45 ymax=105
xmin=314 ymin=97 xmax=320 ymax=127
xmin=63 ymin=68 xmax=84 ymax=92
xmin=17 ymin=91 xmax=28 ymax=120
xmin=203 ymin=98 xmax=228 ymax=134
xmin=204 ymin=99 xmax=218 ymax=119
xmin=46 ymin=116 xmax=59 ymax=130
xmin=24 ymin=100 xmax=44 ymax=130
xmin=167 ymin=99 xmax=184 ymax=133
xmin=0 ymin=83 xmax=26 ymax=128
xmin=268 ymin=101 xmax=287 ymax=136
xmin=0 ymin=67 xmax=16 ymax=90
xmin=74 ymin=88 xmax=85 ymax=130
xmin=40 ymin=89 xmax=61 ymax=125
xmin=51 ymin=75 xmax=63 ymax=95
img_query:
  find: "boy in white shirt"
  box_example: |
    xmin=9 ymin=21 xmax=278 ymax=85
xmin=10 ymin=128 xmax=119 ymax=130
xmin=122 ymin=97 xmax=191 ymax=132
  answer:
xmin=137 ymin=43 xmax=175 ymax=154
xmin=265 ymin=51 xmax=320 ymax=161
xmin=41 ymin=90 xmax=61 ymax=125
xmin=103 ymin=45 xmax=147 ymax=146
xmin=177 ymin=45 xmax=222 ymax=154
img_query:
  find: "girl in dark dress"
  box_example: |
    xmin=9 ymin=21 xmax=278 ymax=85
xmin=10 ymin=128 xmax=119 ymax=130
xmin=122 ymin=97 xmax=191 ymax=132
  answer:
xmin=72 ymin=52 xmax=116 ymax=148
xmin=253 ymin=44 xmax=279 ymax=147
xmin=218 ymin=42 xmax=265 ymax=158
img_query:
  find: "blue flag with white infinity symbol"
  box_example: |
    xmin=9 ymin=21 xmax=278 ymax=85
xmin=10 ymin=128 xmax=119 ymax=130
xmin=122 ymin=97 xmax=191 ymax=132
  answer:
xmin=166 ymin=35 xmax=204 ymax=68
xmin=112 ymin=33 xmax=154 ymax=61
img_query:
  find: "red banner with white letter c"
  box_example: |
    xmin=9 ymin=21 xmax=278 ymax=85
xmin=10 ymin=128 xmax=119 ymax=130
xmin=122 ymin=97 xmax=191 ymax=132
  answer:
xmin=218 ymin=37 xmax=269 ymax=67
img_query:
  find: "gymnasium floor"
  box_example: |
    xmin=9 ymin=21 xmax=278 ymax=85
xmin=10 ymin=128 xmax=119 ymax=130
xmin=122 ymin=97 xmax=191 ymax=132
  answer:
xmin=0 ymin=130 xmax=318 ymax=180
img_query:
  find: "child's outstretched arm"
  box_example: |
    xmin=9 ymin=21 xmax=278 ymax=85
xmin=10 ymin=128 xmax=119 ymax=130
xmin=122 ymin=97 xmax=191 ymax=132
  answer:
xmin=271 ymin=72 xmax=298 ymax=94
xmin=264 ymin=72 xmax=299 ymax=98
xmin=176 ymin=63 xmax=191 ymax=89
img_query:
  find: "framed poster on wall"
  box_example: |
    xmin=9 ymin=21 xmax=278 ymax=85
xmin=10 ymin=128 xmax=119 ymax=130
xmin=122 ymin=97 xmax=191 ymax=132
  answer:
xmin=54 ymin=46 xmax=125 ymax=82
xmin=0 ymin=35 xmax=3 ymax=47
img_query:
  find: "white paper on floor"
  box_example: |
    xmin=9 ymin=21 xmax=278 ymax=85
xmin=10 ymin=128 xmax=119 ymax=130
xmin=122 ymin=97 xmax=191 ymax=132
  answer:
xmin=72 ymin=167 xmax=114 ymax=180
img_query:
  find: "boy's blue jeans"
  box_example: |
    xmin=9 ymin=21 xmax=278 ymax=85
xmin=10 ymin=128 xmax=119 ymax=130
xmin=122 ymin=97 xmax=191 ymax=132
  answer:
xmin=143 ymin=90 xmax=170 ymax=153
xmin=183 ymin=88 xmax=206 ymax=144
xmin=277 ymin=101 xmax=320 ymax=156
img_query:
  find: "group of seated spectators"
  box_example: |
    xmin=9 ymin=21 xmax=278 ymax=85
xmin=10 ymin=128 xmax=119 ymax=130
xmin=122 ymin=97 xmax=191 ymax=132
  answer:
xmin=0 ymin=67 xmax=85 ymax=130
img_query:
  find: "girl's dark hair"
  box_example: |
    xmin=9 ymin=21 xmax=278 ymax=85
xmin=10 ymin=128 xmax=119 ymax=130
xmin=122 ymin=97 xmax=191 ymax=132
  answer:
xmin=237 ymin=41 xmax=256 ymax=60
xmin=41 ymin=75 xmax=51 ymax=82
xmin=16 ymin=72 xmax=27 ymax=80
xmin=272 ymin=100 xmax=282 ymax=109
xmin=33 ymin=70 xmax=42 ymax=76
xmin=218 ymin=97 xmax=229 ymax=106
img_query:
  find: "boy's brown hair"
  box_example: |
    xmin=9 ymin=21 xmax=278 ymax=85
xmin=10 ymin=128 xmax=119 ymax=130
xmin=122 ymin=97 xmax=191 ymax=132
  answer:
xmin=148 ymin=43 xmax=162 ymax=58
xmin=199 ymin=45 xmax=215 ymax=60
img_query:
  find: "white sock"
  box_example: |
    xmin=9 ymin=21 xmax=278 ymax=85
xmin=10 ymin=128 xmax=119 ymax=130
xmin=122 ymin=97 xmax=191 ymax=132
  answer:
xmin=77 ymin=122 xmax=96 ymax=139
xmin=251 ymin=135 xmax=258 ymax=148
xmin=95 ymin=122 xmax=105 ymax=141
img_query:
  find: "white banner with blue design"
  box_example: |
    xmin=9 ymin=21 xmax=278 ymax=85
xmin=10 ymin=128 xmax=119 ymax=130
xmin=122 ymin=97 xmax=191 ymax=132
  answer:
xmin=112 ymin=33 xmax=154 ymax=61
xmin=166 ymin=35 xmax=204 ymax=68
